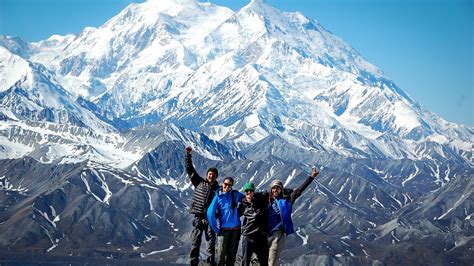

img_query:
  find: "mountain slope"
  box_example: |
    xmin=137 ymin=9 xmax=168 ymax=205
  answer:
xmin=0 ymin=157 xmax=188 ymax=260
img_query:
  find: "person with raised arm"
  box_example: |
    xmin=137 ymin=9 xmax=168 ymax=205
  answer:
xmin=267 ymin=167 xmax=320 ymax=266
xmin=185 ymin=146 xmax=219 ymax=266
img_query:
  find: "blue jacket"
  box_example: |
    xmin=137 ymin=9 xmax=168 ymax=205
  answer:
xmin=268 ymin=198 xmax=295 ymax=236
xmin=268 ymin=176 xmax=315 ymax=236
xmin=207 ymin=188 xmax=244 ymax=234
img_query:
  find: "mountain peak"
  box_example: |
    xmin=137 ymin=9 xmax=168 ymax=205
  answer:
xmin=2 ymin=0 xmax=470 ymax=164
xmin=145 ymin=0 xmax=199 ymax=7
xmin=243 ymin=0 xmax=278 ymax=17
xmin=139 ymin=0 xmax=212 ymax=15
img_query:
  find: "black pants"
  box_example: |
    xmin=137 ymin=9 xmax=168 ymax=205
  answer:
xmin=190 ymin=216 xmax=216 ymax=266
xmin=217 ymin=229 xmax=241 ymax=266
xmin=242 ymin=234 xmax=268 ymax=266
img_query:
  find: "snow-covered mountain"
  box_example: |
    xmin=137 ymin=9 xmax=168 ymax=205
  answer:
xmin=0 ymin=46 xmax=140 ymax=167
xmin=0 ymin=0 xmax=472 ymax=264
xmin=15 ymin=0 xmax=470 ymax=162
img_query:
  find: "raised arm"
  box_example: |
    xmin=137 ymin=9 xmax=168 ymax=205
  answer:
xmin=290 ymin=167 xmax=319 ymax=204
xmin=185 ymin=146 xmax=204 ymax=187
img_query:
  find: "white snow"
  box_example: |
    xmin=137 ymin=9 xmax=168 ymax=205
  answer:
xmin=0 ymin=120 xmax=140 ymax=168
xmin=248 ymin=170 xmax=259 ymax=183
xmin=427 ymin=133 xmax=448 ymax=144
xmin=140 ymin=245 xmax=175 ymax=258
xmin=337 ymin=178 xmax=350 ymax=194
xmin=295 ymin=227 xmax=308 ymax=245
xmin=165 ymin=195 xmax=179 ymax=209
xmin=0 ymin=135 xmax=34 ymax=159
xmin=391 ymin=230 xmax=400 ymax=242
xmin=372 ymin=194 xmax=385 ymax=208
xmin=99 ymin=169 xmax=134 ymax=185
xmin=284 ymin=168 xmax=297 ymax=187
xmin=143 ymin=234 xmax=157 ymax=244
xmin=90 ymin=168 xmax=112 ymax=205
xmin=402 ymin=164 xmax=420 ymax=187
xmin=46 ymin=244 xmax=58 ymax=253
xmin=80 ymin=172 xmax=109 ymax=204
xmin=435 ymin=194 xmax=467 ymax=220
xmin=338 ymin=113 xmax=383 ymax=140
xmin=50 ymin=206 xmax=60 ymax=223
xmin=368 ymin=221 xmax=377 ymax=227
xmin=146 ymin=191 xmax=154 ymax=211
xmin=0 ymin=47 xmax=30 ymax=92
xmin=362 ymin=248 xmax=369 ymax=258
xmin=389 ymin=195 xmax=403 ymax=208
xmin=392 ymin=101 xmax=421 ymax=132
xmin=0 ymin=175 xmax=29 ymax=194
xmin=167 ymin=219 xmax=179 ymax=232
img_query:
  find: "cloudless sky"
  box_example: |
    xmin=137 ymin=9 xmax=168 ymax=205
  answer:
xmin=0 ymin=0 xmax=472 ymax=126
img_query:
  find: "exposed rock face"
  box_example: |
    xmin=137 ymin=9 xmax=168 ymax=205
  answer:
xmin=0 ymin=141 xmax=472 ymax=264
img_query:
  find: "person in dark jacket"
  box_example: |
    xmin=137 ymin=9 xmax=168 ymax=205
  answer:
xmin=267 ymin=167 xmax=320 ymax=266
xmin=207 ymin=177 xmax=244 ymax=266
xmin=238 ymin=182 xmax=270 ymax=266
xmin=186 ymin=146 xmax=219 ymax=266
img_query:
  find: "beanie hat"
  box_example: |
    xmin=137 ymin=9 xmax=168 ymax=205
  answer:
xmin=271 ymin=179 xmax=283 ymax=190
xmin=207 ymin=167 xmax=218 ymax=177
xmin=242 ymin=182 xmax=255 ymax=192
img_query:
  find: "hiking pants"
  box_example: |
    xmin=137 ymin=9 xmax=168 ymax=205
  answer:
xmin=268 ymin=230 xmax=285 ymax=266
xmin=242 ymin=233 xmax=268 ymax=266
xmin=216 ymin=229 xmax=241 ymax=266
xmin=190 ymin=216 xmax=216 ymax=266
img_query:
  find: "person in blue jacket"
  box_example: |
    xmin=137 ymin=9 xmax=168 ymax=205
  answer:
xmin=207 ymin=176 xmax=244 ymax=266
xmin=267 ymin=167 xmax=320 ymax=266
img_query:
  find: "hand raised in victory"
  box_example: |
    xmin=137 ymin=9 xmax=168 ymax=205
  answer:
xmin=186 ymin=146 xmax=192 ymax=154
xmin=310 ymin=167 xmax=320 ymax=179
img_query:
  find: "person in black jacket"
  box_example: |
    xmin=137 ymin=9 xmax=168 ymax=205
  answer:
xmin=186 ymin=146 xmax=219 ymax=266
xmin=238 ymin=182 xmax=269 ymax=266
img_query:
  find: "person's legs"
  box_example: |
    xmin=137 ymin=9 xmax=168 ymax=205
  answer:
xmin=241 ymin=235 xmax=254 ymax=266
xmin=190 ymin=217 xmax=204 ymax=266
xmin=268 ymin=231 xmax=285 ymax=266
xmin=204 ymin=220 xmax=217 ymax=265
xmin=254 ymin=234 xmax=269 ymax=266
xmin=227 ymin=230 xmax=241 ymax=265
xmin=217 ymin=231 xmax=230 ymax=266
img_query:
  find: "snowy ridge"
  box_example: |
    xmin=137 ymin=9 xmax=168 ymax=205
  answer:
xmin=0 ymin=46 xmax=30 ymax=92
xmin=0 ymin=120 xmax=140 ymax=168
xmin=0 ymin=0 xmax=469 ymax=166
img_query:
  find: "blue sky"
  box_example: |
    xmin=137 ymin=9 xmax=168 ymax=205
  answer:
xmin=0 ymin=0 xmax=472 ymax=126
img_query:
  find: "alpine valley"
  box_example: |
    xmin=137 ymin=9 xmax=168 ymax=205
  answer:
xmin=0 ymin=0 xmax=472 ymax=264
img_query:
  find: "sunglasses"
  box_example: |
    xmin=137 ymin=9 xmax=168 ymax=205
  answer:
xmin=223 ymin=182 xmax=233 ymax=187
